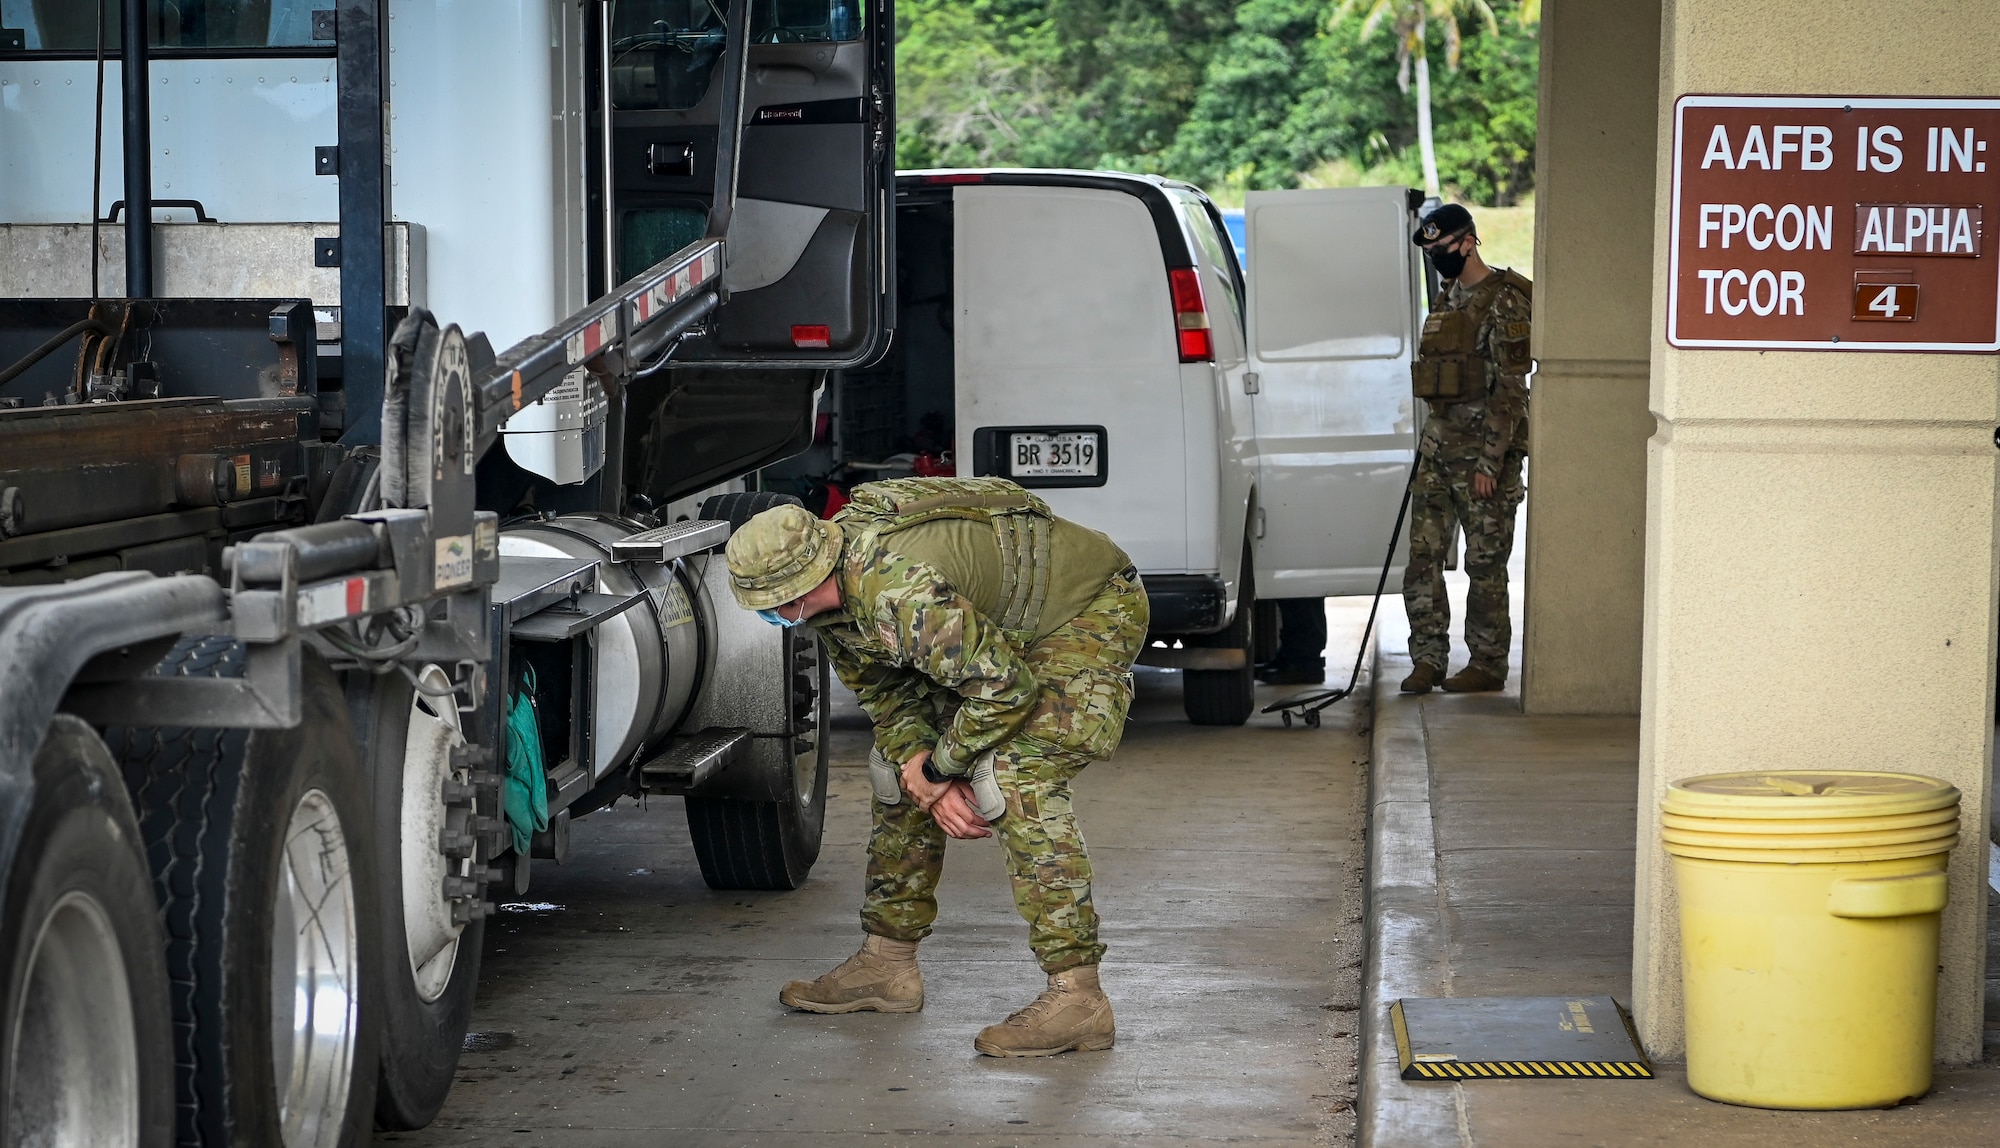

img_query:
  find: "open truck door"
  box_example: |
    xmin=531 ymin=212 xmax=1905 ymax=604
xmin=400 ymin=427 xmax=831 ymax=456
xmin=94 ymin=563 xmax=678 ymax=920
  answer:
xmin=1244 ymin=187 xmax=1425 ymax=598
xmin=604 ymin=0 xmax=894 ymax=369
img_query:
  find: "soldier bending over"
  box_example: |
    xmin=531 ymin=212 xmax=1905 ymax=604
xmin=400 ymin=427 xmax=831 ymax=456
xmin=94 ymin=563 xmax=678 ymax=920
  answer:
xmin=723 ymin=478 xmax=1148 ymax=1057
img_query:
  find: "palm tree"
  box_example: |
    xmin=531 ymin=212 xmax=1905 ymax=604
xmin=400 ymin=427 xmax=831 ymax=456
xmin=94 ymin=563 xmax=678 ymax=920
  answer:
xmin=1338 ymin=0 xmax=1523 ymax=198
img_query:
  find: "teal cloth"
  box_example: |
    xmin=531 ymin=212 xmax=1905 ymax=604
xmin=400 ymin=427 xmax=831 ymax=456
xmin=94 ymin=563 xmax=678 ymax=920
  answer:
xmin=503 ymin=667 xmax=550 ymax=855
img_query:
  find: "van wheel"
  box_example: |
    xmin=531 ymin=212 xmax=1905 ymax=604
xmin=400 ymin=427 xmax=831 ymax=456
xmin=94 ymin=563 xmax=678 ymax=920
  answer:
xmin=685 ymin=633 xmax=830 ymax=890
xmin=698 ymin=490 xmax=805 ymax=530
xmin=110 ymin=639 xmax=381 ymax=1148
xmin=1183 ymin=544 xmax=1256 ymax=726
xmin=1 ymin=716 xmax=175 ymax=1148
xmin=363 ymin=669 xmax=491 ymax=1131
xmin=1252 ymin=599 xmax=1281 ymax=666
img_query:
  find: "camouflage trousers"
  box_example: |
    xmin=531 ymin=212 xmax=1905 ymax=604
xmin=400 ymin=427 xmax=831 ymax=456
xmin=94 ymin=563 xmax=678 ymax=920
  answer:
xmin=1402 ymin=451 xmax=1524 ymax=677
xmin=861 ymin=569 xmax=1149 ymax=973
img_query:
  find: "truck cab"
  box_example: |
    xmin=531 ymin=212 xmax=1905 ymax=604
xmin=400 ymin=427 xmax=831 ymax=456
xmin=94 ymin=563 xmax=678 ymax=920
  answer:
xmin=0 ymin=2 xmax=894 ymax=1144
xmin=779 ymin=171 xmax=1428 ymax=724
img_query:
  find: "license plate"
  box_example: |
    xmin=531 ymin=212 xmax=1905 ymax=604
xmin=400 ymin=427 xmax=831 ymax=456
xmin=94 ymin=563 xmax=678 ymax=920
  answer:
xmin=1010 ymin=431 xmax=1100 ymax=478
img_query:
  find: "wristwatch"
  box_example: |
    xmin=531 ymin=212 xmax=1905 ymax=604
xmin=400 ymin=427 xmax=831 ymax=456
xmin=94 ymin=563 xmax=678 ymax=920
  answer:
xmin=921 ymin=756 xmax=950 ymax=785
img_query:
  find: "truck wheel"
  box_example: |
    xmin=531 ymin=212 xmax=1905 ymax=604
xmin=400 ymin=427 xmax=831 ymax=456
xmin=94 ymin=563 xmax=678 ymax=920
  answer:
xmin=109 ymin=639 xmax=381 ymax=1148
xmin=698 ymin=489 xmax=804 ymax=529
xmin=684 ymin=633 xmax=830 ymax=890
xmin=363 ymin=669 xmax=490 ymax=1131
xmin=1 ymin=716 xmax=174 ymax=1148
xmin=1183 ymin=544 xmax=1256 ymax=726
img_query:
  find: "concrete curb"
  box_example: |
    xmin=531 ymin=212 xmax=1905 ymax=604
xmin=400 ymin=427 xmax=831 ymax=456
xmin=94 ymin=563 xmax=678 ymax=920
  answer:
xmin=1358 ymin=626 xmax=1464 ymax=1147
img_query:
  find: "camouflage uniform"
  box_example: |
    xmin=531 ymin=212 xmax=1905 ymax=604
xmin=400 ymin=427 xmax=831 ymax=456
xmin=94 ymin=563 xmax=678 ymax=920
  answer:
xmin=1403 ymin=269 xmax=1532 ymax=678
xmin=812 ymin=484 xmax=1148 ymax=973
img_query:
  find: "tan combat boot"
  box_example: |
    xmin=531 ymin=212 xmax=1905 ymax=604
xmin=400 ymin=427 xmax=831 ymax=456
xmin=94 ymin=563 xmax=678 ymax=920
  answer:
xmin=1400 ymin=662 xmax=1444 ymax=694
xmin=1441 ymin=665 xmax=1505 ymax=693
xmin=779 ymin=935 xmax=924 ymax=1014
xmin=973 ymin=965 xmax=1116 ymax=1057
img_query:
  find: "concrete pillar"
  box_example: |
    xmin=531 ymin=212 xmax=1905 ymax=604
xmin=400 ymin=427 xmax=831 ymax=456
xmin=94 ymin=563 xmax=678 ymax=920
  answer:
xmin=1634 ymin=0 xmax=2000 ymax=1063
xmin=1520 ymin=0 xmax=1661 ymax=716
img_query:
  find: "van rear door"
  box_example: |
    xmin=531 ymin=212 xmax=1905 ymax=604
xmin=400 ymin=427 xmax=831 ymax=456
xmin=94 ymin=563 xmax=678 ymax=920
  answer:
xmin=1244 ymin=187 xmax=1422 ymax=597
xmin=952 ymin=182 xmax=1190 ymax=571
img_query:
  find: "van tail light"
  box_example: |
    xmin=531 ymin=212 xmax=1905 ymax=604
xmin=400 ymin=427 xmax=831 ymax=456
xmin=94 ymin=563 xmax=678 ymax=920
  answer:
xmin=1167 ymin=268 xmax=1213 ymax=363
xmin=792 ymin=324 xmax=831 ymax=349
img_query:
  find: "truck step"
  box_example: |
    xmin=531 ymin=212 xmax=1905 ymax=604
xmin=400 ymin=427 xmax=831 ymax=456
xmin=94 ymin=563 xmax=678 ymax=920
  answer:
xmin=638 ymin=727 xmax=751 ymax=793
xmin=610 ymin=519 xmax=730 ymax=564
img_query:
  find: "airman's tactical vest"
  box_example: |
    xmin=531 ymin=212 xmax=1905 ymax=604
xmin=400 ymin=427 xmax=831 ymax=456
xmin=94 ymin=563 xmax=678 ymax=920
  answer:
xmin=1411 ymin=268 xmax=1533 ymax=404
xmin=833 ymin=477 xmax=1129 ymax=645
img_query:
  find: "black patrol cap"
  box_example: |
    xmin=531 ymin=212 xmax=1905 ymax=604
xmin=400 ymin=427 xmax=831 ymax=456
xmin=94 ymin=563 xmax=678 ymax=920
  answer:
xmin=1413 ymin=203 xmax=1475 ymax=246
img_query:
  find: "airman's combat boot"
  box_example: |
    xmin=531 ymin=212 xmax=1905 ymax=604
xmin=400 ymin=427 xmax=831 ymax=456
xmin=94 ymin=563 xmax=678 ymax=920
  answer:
xmin=973 ymin=965 xmax=1116 ymax=1057
xmin=1400 ymin=662 xmax=1443 ymax=694
xmin=1441 ymin=665 xmax=1505 ymax=693
xmin=779 ymin=935 xmax=924 ymax=1013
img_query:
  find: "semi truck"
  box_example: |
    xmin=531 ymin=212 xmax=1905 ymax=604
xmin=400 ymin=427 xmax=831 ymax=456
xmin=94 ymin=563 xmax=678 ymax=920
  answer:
xmin=0 ymin=1 xmax=894 ymax=1144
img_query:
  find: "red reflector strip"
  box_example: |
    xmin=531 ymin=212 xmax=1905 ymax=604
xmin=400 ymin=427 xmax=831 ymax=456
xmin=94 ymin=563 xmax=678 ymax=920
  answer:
xmin=1167 ymin=268 xmax=1213 ymax=363
xmin=564 ymin=312 xmax=618 ymax=365
xmin=921 ymin=173 xmax=986 ymax=184
xmin=792 ymin=324 xmax=832 ymax=349
xmin=297 ymin=576 xmax=371 ymax=628
xmin=632 ymin=245 xmax=721 ymax=325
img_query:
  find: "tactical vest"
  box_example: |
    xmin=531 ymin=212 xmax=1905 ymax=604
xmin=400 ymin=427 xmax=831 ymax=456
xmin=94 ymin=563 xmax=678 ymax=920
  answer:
xmin=833 ymin=476 xmax=1128 ymax=645
xmin=1411 ymin=269 xmax=1532 ymax=404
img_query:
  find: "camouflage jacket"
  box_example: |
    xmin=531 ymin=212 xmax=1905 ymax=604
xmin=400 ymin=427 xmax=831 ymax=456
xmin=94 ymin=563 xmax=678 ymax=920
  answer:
xmin=1422 ymin=268 xmax=1533 ymax=478
xmin=810 ymin=532 xmax=1041 ymax=778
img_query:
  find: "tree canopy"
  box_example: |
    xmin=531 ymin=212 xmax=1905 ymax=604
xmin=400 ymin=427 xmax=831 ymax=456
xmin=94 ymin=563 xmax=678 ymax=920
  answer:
xmin=894 ymin=0 xmax=1540 ymax=205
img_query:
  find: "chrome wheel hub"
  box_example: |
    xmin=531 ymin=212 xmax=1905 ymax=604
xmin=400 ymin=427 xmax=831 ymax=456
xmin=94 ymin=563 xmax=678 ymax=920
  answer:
xmin=5 ymin=890 xmax=140 ymax=1147
xmin=400 ymin=666 xmax=468 ymax=1002
xmin=270 ymin=788 xmax=358 ymax=1148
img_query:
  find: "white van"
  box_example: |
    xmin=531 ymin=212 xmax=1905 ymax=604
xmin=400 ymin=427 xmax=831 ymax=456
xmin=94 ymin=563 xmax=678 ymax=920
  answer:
xmin=791 ymin=171 xmax=1430 ymax=724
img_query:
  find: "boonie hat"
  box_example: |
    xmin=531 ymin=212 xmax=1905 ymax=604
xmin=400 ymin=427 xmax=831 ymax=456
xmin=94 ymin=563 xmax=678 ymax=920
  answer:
xmin=725 ymin=504 xmax=844 ymax=610
xmin=1413 ymin=203 xmax=1475 ymax=246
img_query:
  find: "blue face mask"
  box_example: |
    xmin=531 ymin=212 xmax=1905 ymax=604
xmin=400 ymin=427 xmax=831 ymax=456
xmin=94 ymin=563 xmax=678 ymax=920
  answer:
xmin=757 ymin=607 xmax=806 ymax=628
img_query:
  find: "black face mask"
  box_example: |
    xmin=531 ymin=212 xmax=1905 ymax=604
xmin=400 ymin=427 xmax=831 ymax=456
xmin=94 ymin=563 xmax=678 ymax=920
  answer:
xmin=1428 ymin=242 xmax=1469 ymax=280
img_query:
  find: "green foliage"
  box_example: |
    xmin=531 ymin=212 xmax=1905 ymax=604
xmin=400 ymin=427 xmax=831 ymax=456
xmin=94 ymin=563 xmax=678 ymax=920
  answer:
xmin=894 ymin=0 xmax=1539 ymax=205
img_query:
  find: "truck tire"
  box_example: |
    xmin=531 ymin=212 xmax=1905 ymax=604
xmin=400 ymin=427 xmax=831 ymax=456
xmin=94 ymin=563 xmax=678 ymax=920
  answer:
xmin=698 ymin=489 xmax=804 ymax=529
xmin=1 ymin=715 xmax=175 ymax=1148
xmin=361 ymin=669 xmax=491 ymax=1132
xmin=1183 ymin=543 xmax=1256 ymax=726
xmin=109 ymin=640 xmax=381 ymax=1148
xmin=684 ymin=633 xmax=830 ymax=890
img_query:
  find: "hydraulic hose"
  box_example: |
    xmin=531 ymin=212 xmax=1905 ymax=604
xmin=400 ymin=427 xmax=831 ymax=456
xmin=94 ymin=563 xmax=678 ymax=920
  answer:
xmin=0 ymin=318 xmax=111 ymax=389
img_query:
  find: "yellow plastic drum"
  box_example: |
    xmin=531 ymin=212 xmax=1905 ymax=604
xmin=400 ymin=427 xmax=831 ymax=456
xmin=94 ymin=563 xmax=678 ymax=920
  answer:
xmin=1662 ymin=770 xmax=1960 ymax=1109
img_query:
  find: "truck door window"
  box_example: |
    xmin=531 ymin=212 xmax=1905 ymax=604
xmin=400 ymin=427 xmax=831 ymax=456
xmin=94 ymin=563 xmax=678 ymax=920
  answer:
xmin=612 ymin=0 xmax=863 ymax=110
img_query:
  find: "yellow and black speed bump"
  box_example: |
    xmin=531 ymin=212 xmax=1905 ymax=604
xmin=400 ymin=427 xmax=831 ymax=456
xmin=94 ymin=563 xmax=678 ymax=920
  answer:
xmin=1391 ymin=996 xmax=1652 ymax=1081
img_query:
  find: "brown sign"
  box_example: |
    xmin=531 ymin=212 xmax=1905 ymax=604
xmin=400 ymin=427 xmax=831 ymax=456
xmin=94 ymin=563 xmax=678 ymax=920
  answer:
xmin=1668 ymin=96 xmax=2000 ymax=351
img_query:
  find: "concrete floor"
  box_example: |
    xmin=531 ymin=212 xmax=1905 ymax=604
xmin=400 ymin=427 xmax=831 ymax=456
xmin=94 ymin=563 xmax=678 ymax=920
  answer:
xmin=1365 ymin=573 xmax=2000 ymax=1146
xmin=382 ymin=602 xmax=1375 ymax=1146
